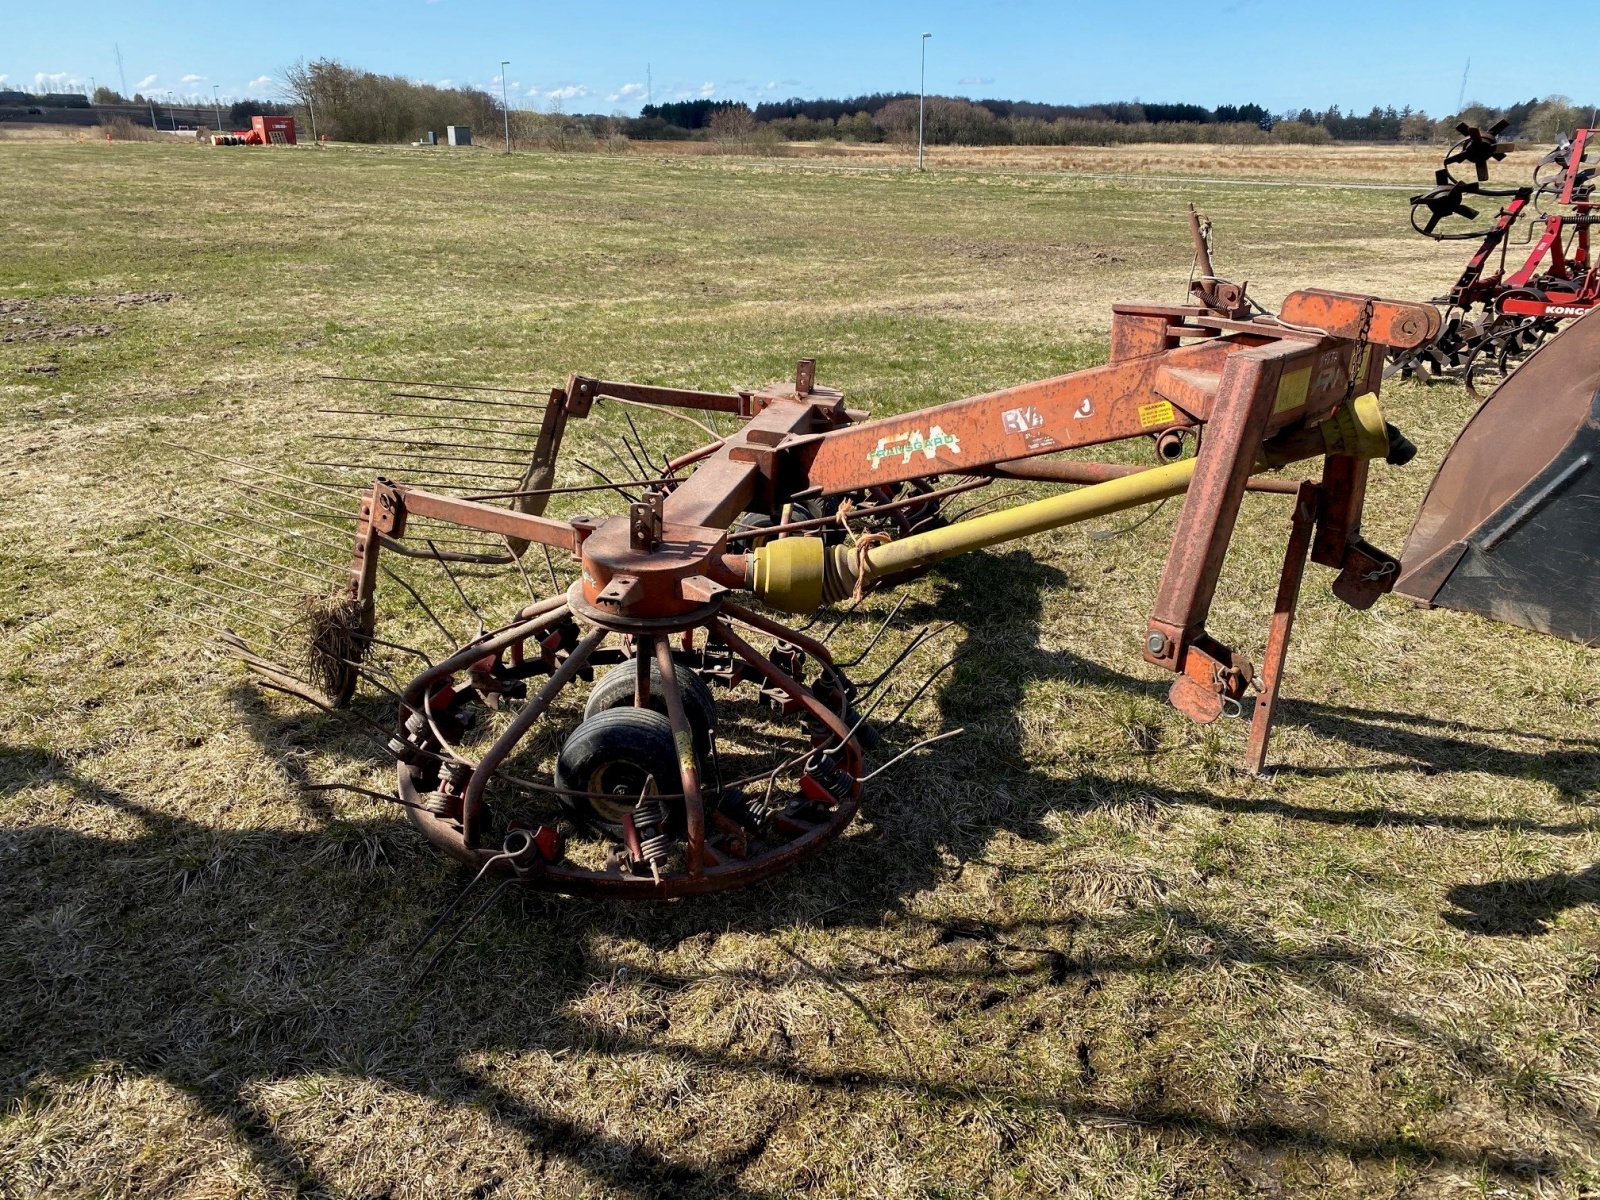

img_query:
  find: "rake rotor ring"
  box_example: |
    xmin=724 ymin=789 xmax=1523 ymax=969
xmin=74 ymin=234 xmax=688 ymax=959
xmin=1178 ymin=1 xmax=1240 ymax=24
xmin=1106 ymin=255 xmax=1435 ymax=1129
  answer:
xmin=392 ymin=594 xmax=866 ymax=899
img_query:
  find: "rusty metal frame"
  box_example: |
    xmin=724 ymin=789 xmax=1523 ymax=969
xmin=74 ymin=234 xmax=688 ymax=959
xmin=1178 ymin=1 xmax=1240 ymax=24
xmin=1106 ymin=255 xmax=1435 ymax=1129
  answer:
xmin=281 ymin=282 xmax=1437 ymax=899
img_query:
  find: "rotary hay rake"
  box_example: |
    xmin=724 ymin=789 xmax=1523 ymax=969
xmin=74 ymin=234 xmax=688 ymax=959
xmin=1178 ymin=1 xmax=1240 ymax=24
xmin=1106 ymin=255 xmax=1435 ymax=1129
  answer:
xmin=162 ymin=224 xmax=1599 ymax=916
xmin=1394 ymin=122 xmax=1598 ymax=396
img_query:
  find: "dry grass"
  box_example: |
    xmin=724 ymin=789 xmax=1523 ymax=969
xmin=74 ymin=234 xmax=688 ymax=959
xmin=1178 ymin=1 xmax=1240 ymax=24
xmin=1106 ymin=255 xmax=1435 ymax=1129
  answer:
xmin=1 ymin=139 xmax=1597 ymax=1199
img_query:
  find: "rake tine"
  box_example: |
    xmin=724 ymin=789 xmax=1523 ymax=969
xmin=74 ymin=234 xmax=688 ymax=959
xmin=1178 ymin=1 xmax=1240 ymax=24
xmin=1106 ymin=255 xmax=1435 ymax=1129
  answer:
xmin=305 ymin=461 xmax=521 ymax=483
xmin=428 ymin=540 xmax=487 ymax=638
xmin=365 ymin=635 xmax=435 ymax=666
xmin=462 ymin=478 xmax=665 ymax=502
xmin=406 ymin=848 xmax=517 ymax=965
xmin=612 ymin=424 xmax=650 ymax=482
xmin=239 ymin=668 xmax=447 ymax=763
xmin=319 ymin=432 xmax=535 ymax=455
xmin=833 ymin=595 xmax=909 ymax=669
xmin=574 ymin=459 xmax=642 ymax=502
xmin=148 ymin=568 xmax=298 ymax=624
xmin=178 ymin=446 xmax=353 ymax=496
xmin=859 ymin=729 xmax=966 ymax=784
xmin=172 ymin=592 xmax=290 ymax=639
xmin=594 ymin=394 xmax=720 ymax=440
xmin=622 ymin=409 xmax=667 ymax=475
xmin=505 ymin=535 xmax=539 ymax=604
xmin=798 ymin=592 xmax=863 ymax=635
xmin=156 ymin=526 xmax=331 ymax=589
xmin=149 ymin=558 xmax=303 ymax=618
xmin=411 ymin=878 xmax=519 ymax=985
xmin=224 ymin=508 xmax=353 ymax=557
xmin=301 ymin=780 xmax=435 ymax=814
xmin=602 ymin=437 xmax=641 ymax=487
xmin=315 ymin=407 xmax=546 ymax=429
xmin=857 ymin=622 xmax=956 ymax=693
xmin=540 ymin=545 xmax=561 ymax=593
xmin=234 ymin=480 xmax=359 ymax=520
xmin=159 ymin=512 xmax=340 ymax=575
xmin=319 ymin=447 xmax=535 ymax=471
xmin=880 ymin=651 xmax=967 ymax=732
xmin=379 ymin=564 xmax=460 ymax=646
xmin=319 ymin=374 xmax=553 ymax=398
xmin=389 ymin=391 xmax=548 ymax=411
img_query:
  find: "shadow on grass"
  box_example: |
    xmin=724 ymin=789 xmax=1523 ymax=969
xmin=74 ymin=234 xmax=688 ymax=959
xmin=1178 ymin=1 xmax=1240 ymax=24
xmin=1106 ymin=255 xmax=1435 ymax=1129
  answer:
xmin=2 ymin=551 xmax=1591 ymax=1192
xmin=3 ymin=744 xmax=1575 ymax=1194
xmin=1444 ymin=865 xmax=1600 ymax=935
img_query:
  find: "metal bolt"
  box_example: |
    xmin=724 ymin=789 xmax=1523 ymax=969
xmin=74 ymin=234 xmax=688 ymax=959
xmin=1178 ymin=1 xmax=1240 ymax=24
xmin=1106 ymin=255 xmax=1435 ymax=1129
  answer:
xmin=1146 ymin=632 xmax=1167 ymax=656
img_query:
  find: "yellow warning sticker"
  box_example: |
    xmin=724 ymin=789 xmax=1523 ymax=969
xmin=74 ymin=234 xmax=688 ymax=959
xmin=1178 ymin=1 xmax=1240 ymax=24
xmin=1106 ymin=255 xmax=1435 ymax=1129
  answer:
xmin=1138 ymin=400 xmax=1176 ymax=429
xmin=1274 ymin=364 xmax=1311 ymax=414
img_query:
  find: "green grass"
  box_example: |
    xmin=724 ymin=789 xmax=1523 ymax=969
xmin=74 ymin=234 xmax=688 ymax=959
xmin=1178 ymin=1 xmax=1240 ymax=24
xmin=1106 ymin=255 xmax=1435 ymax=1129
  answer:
xmin=1 ymin=140 xmax=1597 ymax=1199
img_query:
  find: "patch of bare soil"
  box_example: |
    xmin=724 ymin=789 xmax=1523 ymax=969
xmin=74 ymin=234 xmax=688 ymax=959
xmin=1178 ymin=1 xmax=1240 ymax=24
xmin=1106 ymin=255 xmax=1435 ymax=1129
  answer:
xmin=3 ymin=323 xmax=116 ymax=344
xmin=59 ymin=290 xmax=179 ymax=308
xmin=939 ymin=238 xmax=1126 ymax=265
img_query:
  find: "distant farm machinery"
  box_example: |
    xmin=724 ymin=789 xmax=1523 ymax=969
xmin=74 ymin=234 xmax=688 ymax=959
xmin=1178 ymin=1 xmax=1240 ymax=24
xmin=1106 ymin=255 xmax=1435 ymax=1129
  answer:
xmin=165 ymin=218 xmax=1600 ymax=912
xmin=1393 ymin=122 xmax=1597 ymax=394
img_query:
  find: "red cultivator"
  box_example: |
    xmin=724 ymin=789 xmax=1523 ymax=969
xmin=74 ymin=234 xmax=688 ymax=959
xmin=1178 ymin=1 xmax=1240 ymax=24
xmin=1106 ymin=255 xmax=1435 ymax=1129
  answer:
xmin=1395 ymin=123 xmax=1598 ymax=394
xmin=179 ymin=247 xmax=1442 ymax=904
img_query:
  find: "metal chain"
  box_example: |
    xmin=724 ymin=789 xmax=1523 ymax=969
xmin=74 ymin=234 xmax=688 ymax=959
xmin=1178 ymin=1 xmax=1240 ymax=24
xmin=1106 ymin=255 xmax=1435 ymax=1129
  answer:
xmin=1345 ymin=296 xmax=1375 ymax=401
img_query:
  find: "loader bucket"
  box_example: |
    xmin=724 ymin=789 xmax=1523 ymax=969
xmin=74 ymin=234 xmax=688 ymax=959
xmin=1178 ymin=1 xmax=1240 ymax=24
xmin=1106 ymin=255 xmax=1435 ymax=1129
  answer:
xmin=1395 ymin=310 xmax=1600 ymax=645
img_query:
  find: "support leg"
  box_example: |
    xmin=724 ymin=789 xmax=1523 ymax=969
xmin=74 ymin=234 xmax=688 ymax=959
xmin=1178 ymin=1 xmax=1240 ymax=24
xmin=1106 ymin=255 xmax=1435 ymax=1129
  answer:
xmin=1245 ymin=484 xmax=1317 ymax=774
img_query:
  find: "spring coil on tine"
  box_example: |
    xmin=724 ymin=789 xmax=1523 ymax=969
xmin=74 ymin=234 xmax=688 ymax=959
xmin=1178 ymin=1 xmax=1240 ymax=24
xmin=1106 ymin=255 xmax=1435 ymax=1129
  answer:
xmin=634 ymin=797 xmax=672 ymax=880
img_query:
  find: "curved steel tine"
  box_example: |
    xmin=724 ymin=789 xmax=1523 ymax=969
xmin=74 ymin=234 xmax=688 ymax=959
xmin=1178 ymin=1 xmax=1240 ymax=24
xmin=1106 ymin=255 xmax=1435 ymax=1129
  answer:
xmin=857 ymin=621 xmax=957 ymax=693
xmin=427 ymin=539 xmax=486 ymax=638
xmin=879 ymin=650 xmax=967 ymax=733
xmin=410 ymin=878 xmax=518 ymax=983
xmin=859 ymin=728 xmax=966 ymax=784
xmin=832 ymin=595 xmax=908 ymax=668
xmin=406 ymin=851 xmax=513 ymax=967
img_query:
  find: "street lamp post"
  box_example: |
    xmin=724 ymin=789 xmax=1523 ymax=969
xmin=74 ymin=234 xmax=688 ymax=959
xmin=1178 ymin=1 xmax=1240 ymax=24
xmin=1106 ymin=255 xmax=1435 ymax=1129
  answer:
xmin=500 ymin=60 xmax=511 ymax=153
xmin=919 ymin=32 xmax=931 ymax=171
xmin=213 ymin=84 xmax=221 ymax=131
xmin=167 ymin=92 xmax=178 ymax=131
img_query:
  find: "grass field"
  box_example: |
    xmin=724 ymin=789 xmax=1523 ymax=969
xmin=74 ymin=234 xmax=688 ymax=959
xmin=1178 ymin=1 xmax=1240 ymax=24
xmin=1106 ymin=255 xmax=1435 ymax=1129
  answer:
xmin=2 ymin=140 xmax=1597 ymax=1199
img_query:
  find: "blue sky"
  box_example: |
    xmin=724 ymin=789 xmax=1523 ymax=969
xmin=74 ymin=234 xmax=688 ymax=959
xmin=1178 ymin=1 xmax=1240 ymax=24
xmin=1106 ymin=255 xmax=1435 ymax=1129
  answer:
xmin=8 ymin=0 xmax=1597 ymax=116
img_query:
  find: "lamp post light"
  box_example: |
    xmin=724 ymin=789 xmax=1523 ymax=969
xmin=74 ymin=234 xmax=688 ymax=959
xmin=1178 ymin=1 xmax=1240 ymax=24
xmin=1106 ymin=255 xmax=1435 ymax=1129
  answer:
xmin=500 ymin=60 xmax=511 ymax=153
xmin=918 ymin=32 xmax=931 ymax=171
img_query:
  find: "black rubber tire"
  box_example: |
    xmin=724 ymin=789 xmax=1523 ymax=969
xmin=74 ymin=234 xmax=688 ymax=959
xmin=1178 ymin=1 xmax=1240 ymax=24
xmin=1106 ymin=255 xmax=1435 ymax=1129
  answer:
xmin=584 ymin=656 xmax=716 ymax=762
xmin=555 ymin=707 xmax=682 ymax=838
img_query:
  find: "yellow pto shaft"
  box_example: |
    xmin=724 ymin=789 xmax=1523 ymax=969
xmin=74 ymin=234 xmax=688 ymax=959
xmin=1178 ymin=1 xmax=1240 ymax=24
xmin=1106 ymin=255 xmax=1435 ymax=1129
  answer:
xmin=750 ymin=393 xmax=1394 ymax=614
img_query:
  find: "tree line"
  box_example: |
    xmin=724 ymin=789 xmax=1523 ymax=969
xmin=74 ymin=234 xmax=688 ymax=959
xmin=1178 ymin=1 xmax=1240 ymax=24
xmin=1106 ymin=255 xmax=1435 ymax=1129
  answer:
xmin=636 ymin=93 xmax=1593 ymax=146
xmin=6 ymin=68 xmax=1593 ymax=150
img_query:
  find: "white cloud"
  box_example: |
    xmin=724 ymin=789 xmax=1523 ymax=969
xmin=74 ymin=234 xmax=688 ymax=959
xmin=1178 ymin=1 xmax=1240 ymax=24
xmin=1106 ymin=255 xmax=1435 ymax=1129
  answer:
xmin=181 ymin=73 xmax=205 ymax=84
xmin=958 ymin=76 xmax=995 ymax=86
xmin=617 ymin=82 xmax=645 ymax=99
xmin=247 ymin=75 xmax=272 ymax=91
xmin=697 ymin=81 xmax=716 ymax=97
xmin=435 ymin=78 xmax=454 ymax=88
xmin=136 ymin=74 xmax=158 ymax=90
xmin=34 ymin=71 xmax=78 ymax=91
xmin=546 ymin=84 xmax=588 ymax=101
xmin=764 ymin=81 xmax=778 ymax=90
